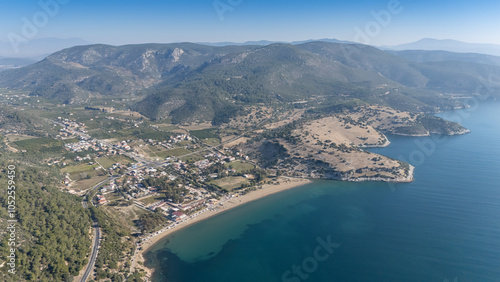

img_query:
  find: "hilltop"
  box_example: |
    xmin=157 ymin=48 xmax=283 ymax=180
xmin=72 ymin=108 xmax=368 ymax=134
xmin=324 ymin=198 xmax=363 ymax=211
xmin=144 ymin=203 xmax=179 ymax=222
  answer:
xmin=2 ymin=42 xmax=499 ymax=124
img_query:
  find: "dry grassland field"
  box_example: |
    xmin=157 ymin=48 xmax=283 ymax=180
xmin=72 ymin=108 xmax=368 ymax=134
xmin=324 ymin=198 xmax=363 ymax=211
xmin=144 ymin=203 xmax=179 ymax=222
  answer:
xmin=300 ymin=116 xmax=389 ymax=148
xmin=210 ymin=176 xmax=250 ymax=191
xmin=223 ymin=136 xmax=250 ymax=148
xmin=264 ymin=109 xmax=306 ymax=130
xmin=5 ymin=134 xmax=38 ymax=142
xmin=225 ymin=106 xmax=274 ymax=130
xmin=347 ymin=106 xmax=418 ymax=133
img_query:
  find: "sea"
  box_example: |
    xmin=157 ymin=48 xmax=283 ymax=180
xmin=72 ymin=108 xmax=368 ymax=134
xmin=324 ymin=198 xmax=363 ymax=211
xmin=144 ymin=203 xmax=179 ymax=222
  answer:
xmin=145 ymin=100 xmax=500 ymax=282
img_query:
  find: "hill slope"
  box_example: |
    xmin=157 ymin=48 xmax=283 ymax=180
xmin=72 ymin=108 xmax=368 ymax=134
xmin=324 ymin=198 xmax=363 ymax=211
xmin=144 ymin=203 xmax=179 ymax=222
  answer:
xmin=389 ymin=50 xmax=500 ymax=67
xmin=1 ymin=42 xmax=500 ymax=123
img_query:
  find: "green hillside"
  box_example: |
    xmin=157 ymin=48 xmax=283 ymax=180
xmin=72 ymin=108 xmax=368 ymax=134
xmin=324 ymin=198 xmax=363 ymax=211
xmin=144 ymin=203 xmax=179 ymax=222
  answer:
xmin=1 ymin=42 xmax=500 ymax=124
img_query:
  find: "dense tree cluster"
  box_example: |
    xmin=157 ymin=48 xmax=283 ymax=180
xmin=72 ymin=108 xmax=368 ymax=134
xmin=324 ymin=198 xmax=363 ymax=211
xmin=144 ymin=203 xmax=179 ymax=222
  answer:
xmin=417 ymin=115 xmax=467 ymax=134
xmin=90 ymin=205 xmax=133 ymax=279
xmin=261 ymin=120 xmax=304 ymax=144
xmin=250 ymin=168 xmax=268 ymax=183
xmin=141 ymin=177 xmax=187 ymax=204
xmin=138 ymin=210 xmax=167 ymax=234
xmin=0 ymin=105 xmax=57 ymax=138
xmin=0 ymin=161 xmax=92 ymax=281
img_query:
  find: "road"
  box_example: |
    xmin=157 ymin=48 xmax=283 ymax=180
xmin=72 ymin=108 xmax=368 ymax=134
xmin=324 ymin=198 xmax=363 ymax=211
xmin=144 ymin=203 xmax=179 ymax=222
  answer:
xmin=75 ymin=118 xmax=269 ymax=279
xmin=80 ymin=220 xmax=100 ymax=282
xmin=57 ymin=115 xmax=264 ymax=177
xmin=79 ymin=176 xmax=116 ymax=281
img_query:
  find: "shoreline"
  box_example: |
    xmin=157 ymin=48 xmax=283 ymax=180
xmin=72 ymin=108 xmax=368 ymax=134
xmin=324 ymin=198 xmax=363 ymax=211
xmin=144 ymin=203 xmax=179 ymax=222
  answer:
xmin=131 ymin=177 xmax=312 ymax=278
xmin=130 ymin=169 xmax=415 ymax=279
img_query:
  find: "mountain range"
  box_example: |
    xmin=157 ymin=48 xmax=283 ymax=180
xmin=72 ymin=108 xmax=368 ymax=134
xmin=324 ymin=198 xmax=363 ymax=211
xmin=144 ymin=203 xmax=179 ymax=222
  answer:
xmin=1 ymin=41 xmax=500 ymax=124
xmin=388 ymin=50 xmax=500 ymax=67
xmin=383 ymin=38 xmax=500 ymax=57
xmin=197 ymin=38 xmax=354 ymax=47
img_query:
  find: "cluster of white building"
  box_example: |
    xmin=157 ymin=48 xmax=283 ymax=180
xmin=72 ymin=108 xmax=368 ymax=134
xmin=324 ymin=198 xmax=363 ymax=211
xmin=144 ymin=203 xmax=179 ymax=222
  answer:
xmin=170 ymin=134 xmax=192 ymax=143
xmin=56 ymin=117 xmax=90 ymax=139
xmin=116 ymin=140 xmax=132 ymax=151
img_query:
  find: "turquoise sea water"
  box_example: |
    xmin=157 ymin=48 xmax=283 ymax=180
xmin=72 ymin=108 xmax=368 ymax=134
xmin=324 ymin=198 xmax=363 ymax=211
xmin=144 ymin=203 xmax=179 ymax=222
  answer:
xmin=145 ymin=101 xmax=500 ymax=282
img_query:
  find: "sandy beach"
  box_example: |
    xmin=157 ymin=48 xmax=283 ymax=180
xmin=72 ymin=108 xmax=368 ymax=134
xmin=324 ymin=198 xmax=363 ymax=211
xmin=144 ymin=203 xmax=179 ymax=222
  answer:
xmin=131 ymin=177 xmax=312 ymax=278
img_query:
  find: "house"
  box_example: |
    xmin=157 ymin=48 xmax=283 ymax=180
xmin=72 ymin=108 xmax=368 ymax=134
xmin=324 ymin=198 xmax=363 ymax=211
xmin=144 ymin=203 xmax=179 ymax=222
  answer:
xmin=170 ymin=211 xmax=187 ymax=221
xmin=96 ymin=195 xmax=107 ymax=205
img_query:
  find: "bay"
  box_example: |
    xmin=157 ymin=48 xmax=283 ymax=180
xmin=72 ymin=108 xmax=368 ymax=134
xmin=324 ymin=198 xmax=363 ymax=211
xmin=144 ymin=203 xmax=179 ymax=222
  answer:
xmin=145 ymin=100 xmax=500 ymax=282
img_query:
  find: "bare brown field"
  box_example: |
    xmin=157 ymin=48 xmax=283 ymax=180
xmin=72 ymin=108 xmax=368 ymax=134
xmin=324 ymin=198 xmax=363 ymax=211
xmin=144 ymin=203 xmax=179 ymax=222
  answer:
xmin=113 ymin=110 xmax=146 ymax=118
xmin=69 ymin=175 xmax=110 ymax=192
xmin=348 ymin=105 xmax=418 ymax=133
xmin=223 ymin=136 xmax=249 ymax=148
xmin=210 ymin=176 xmax=250 ymax=191
xmin=179 ymin=122 xmax=213 ymax=131
xmin=300 ymin=116 xmax=388 ymax=148
xmin=5 ymin=134 xmax=37 ymax=142
xmin=225 ymin=106 xmax=274 ymax=129
xmin=264 ymin=109 xmax=305 ymax=130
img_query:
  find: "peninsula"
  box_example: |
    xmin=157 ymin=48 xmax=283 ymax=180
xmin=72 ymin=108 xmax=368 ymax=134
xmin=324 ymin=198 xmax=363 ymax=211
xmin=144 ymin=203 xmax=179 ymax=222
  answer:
xmin=0 ymin=41 xmax=483 ymax=281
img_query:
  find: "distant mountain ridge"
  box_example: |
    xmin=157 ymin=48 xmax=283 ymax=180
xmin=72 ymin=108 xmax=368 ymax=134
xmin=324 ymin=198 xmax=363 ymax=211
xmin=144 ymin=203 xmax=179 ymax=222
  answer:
xmin=383 ymin=38 xmax=500 ymax=57
xmin=388 ymin=50 xmax=500 ymax=67
xmin=1 ymin=41 xmax=499 ymax=124
xmin=197 ymin=38 xmax=355 ymax=47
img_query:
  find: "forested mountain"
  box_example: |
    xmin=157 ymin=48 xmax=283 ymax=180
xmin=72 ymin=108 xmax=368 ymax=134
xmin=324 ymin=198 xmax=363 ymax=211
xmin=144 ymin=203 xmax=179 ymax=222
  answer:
xmin=0 ymin=160 xmax=92 ymax=281
xmin=1 ymin=42 xmax=500 ymax=124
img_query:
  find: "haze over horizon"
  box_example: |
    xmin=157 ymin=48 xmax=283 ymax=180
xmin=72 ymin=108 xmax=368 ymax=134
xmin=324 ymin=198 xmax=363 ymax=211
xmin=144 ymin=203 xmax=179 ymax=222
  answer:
xmin=1 ymin=0 xmax=500 ymax=54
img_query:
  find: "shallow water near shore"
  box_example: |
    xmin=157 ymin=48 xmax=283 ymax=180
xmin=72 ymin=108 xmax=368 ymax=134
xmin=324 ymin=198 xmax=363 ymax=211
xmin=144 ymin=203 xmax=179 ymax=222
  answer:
xmin=145 ymin=101 xmax=500 ymax=282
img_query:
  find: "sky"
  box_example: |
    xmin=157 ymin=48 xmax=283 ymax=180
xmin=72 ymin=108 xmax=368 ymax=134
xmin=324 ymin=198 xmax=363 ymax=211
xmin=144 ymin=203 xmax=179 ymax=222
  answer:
xmin=1 ymin=0 xmax=499 ymax=48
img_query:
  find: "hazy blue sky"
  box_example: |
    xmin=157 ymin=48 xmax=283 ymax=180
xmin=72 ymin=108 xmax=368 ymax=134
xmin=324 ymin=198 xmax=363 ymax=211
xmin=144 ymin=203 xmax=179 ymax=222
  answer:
xmin=1 ymin=0 xmax=500 ymax=46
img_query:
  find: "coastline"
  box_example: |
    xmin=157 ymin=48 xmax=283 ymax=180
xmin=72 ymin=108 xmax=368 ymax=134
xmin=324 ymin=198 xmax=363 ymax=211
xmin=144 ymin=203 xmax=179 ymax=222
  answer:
xmin=131 ymin=166 xmax=414 ymax=279
xmin=132 ymin=177 xmax=312 ymax=279
xmin=359 ymin=133 xmax=392 ymax=148
xmin=344 ymin=164 xmax=415 ymax=183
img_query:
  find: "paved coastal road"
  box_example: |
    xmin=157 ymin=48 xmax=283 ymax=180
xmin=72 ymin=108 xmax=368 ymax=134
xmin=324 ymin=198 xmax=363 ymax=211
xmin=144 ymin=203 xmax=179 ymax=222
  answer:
xmin=79 ymin=176 xmax=115 ymax=281
xmin=80 ymin=119 xmax=269 ymax=279
xmin=81 ymin=221 xmax=100 ymax=282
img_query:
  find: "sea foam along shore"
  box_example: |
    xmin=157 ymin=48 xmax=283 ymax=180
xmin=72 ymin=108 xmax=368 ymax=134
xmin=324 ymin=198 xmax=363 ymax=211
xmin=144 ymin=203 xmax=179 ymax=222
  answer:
xmin=131 ymin=177 xmax=312 ymax=278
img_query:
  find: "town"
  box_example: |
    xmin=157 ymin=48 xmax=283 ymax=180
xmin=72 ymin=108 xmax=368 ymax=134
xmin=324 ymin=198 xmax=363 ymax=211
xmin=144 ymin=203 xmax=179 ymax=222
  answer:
xmin=54 ymin=115 xmax=266 ymax=233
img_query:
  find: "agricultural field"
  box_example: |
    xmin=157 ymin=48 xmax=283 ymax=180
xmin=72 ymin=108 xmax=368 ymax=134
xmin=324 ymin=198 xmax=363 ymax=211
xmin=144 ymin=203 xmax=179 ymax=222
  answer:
xmin=11 ymin=137 xmax=67 ymax=154
xmin=189 ymin=128 xmax=218 ymax=139
xmin=110 ymin=109 xmax=145 ymax=119
xmin=210 ymin=176 xmax=250 ymax=191
xmin=156 ymin=148 xmax=192 ymax=158
xmin=130 ymin=144 xmax=163 ymax=160
xmin=69 ymin=175 xmax=110 ymax=191
xmin=225 ymin=161 xmax=255 ymax=173
xmin=5 ymin=134 xmax=38 ymax=142
xmin=189 ymin=128 xmax=221 ymax=146
xmin=180 ymin=153 xmax=205 ymax=162
xmin=202 ymin=138 xmax=221 ymax=146
xmin=155 ymin=123 xmax=178 ymax=132
xmin=222 ymin=136 xmax=249 ymax=148
xmin=132 ymin=127 xmax=174 ymax=141
xmin=61 ymin=163 xmax=100 ymax=174
xmin=179 ymin=122 xmax=213 ymax=131
xmin=96 ymin=155 xmax=135 ymax=169
xmin=61 ymin=162 xmax=107 ymax=181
